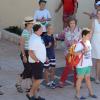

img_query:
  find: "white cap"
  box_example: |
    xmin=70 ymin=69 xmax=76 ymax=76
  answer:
xmin=82 ymin=28 xmax=90 ymax=31
xmin=96 ymin=1 xmax=100 ymax=6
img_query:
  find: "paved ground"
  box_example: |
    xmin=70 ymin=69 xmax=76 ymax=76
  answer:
xmin=0 ymin=39 xmax=100 ymax=100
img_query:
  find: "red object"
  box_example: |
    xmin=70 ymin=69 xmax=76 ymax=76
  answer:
xmin=66 ymin=41 xmax=85 ymax=69
xmin=66 ymin=53 xmax=83 ymax=70
xmin=60 ymin=64 xmax=77 ymax=86
xmin=63 ymin=0 xmax=76 ymax=14
xmin=59 ymin=41 xmax=85 ymax=86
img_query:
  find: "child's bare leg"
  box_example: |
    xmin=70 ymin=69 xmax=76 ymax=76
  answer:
xmin=85 ymin=75 xmax=94 ymax=95
xmin=76 ymin=76 xmax=84 ymax=97
xmin=49 ymin=67 xmax=55 ymax=81
xmin=44 ymin=69 xmax=50 ymax=84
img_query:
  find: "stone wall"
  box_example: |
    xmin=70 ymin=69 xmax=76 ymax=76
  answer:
xmin=0 ymin=30 xmax=19 ymax=44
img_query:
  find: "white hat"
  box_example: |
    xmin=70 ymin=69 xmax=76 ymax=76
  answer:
xmin=82 ymin=28 xmax=90 ymax=31
xmin=96 ymin=1 xmax=100 ymax=6
xmin=23 ymin=16 xmax=36 ymax=24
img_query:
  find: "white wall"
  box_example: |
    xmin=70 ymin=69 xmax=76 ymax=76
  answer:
xmin=0 ymin=0 xmax=94 ymax=33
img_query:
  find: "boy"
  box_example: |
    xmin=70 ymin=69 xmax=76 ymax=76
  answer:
xmin=75 ymin=29 xmax=97 ymax=100
xmin=42 ymin=24 xmax=56 ymax=89
xmin=34 ymin=0 xmax=51 ymax=35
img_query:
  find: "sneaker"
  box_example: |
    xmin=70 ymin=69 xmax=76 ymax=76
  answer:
xmin=46 ymin=83 xmax=56 ymax=89
xmin=95 ymin=79 xmax=100 ymax=84
xmin=89 ymin=94 xmax=97 ymax=98
xmin=35 ymin=96 xmax=45 ymax=100
xmin=51 ymin=81 xmax=56 ymax=86
xmin=75 ymin=96 xmax=86 ymax=100
xmin=15 ymin=84 xmax=23 ymax=93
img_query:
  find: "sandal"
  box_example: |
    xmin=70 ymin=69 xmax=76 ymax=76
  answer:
xmin=15 ymin=84 xmax=23 ymax=93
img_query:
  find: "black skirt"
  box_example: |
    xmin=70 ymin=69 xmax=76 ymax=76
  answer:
xmin=20 ymin=50 xmax=32 ymax=79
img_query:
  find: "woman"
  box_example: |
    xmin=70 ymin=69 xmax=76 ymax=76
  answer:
xmin=91 ymin=9 xmax=100 ymax=84
xmin=16 ymin=16 xmax=35 ymax=93
xmin=56 ymin=17 xmax=82 ymax=87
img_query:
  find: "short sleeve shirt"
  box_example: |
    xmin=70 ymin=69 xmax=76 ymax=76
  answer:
xmin=42 ymin=34 xmax=55 ymax=59
xmin=75 ymin=40 xmax=92 ymax=68
xmin=21 ymin=29 xmax=31 ymax=50
xmin=34 ymin=9 xmax=51 ymax=32
xmin=29 ymin=33 xmax=46 ymax=63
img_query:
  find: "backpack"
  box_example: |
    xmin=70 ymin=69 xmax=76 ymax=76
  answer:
xmin=66 ymin=41 xmax=85 ymax=69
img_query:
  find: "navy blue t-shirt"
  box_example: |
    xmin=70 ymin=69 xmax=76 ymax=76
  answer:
xmin=42 ymin=34 xmax=55 ymax=59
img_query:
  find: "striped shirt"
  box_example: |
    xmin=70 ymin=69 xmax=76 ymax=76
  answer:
xmin=21 ymin=29 xmax=32 ymax=50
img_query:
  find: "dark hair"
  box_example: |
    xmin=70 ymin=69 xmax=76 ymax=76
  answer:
xmin=82 ymin=30 xmax=90 ymax=37
xmin=33 ymin=24 xmax=42 ymax=32
xmin=39 ymin=0 xmax=47 ymax=4
xmin=25 ymin=24 xmax=28 ymax=28
xmin=67 ymin=17 xmax=77 ymax=27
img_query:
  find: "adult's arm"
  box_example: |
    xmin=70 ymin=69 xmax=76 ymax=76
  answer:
xmin=73 ymin=0 xmax=78 ymax=15
xmin=19 ymin=36 xmax=27 ymax=63
xmin=55 ymin=1 xmax=63 ymax=13
xmin=29 ymin=50 xmax=39 ymax=62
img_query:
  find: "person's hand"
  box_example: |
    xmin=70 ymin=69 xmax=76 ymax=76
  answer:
xmin=49 ymin=42 xmax=52 ymax=47
xmin=23 ymin=56 xmax=27 ymax=63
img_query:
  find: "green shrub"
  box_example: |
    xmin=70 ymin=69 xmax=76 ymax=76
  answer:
xmin=4 ymin=26 xmax=23 ymax=36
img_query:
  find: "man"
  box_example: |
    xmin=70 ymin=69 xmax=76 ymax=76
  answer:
xmin=55 ymin=0 xmax=78 ymax=28
xmin=26 ymin=24 xmax=46 ymax=100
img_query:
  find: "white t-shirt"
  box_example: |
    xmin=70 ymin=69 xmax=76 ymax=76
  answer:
xmin=34 ymin=9 xmax=51 ymax=32
xmin=28 ymin=33 xmax=46 ymax=63
xmin=75 ymin=40 xmax=92 ymax=68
